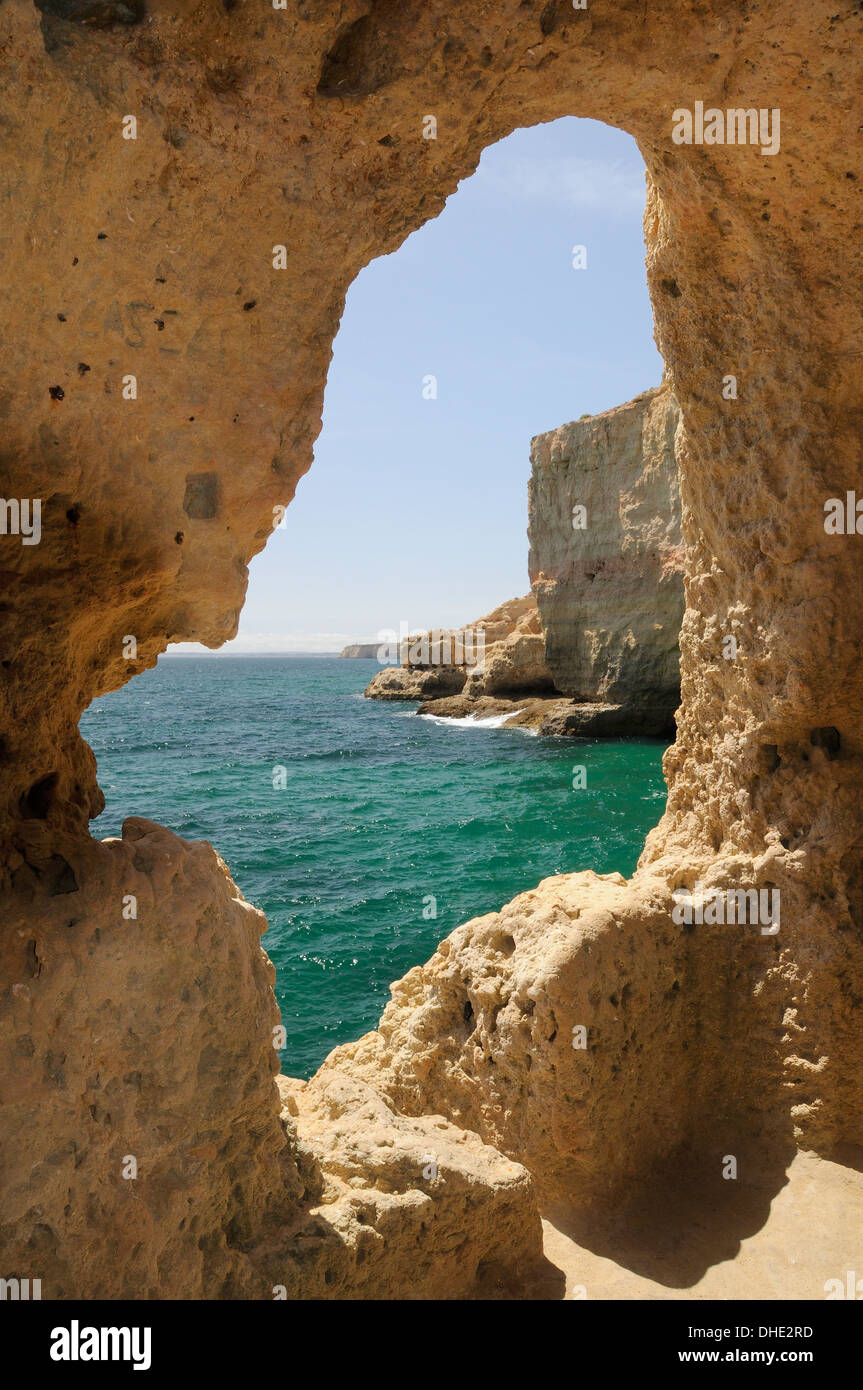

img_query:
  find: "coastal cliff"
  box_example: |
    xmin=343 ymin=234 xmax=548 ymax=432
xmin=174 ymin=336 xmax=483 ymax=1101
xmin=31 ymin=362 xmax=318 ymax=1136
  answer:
xmin=528 ymin=385 xmax=683 ymax=731
xmin=363 ymin=592 xmax=556 ymax=705
xmin=339 ymin=643 xmax=380 ymax=659
xmin=366 ymin=389 xmax=682 ymax=736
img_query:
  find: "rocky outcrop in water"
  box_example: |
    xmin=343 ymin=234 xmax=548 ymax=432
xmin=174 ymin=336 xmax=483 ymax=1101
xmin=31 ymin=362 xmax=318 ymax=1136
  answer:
xmin=364 ymin=592 xmax=556 ymax=703
xmin=528 ymin=385 xmax=683 ymax=735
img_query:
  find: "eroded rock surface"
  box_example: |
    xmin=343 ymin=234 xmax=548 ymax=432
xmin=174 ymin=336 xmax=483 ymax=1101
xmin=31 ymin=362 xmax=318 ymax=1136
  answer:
xmin=529 ymin=385 xmax=683 ymax=730
xmin=368 ymin=389 xmax=683 ymax=734
xmin=0 ymin=817 xmax=544 ymax=1298
xmin=364 ymin=592 xmax=556 ymax=703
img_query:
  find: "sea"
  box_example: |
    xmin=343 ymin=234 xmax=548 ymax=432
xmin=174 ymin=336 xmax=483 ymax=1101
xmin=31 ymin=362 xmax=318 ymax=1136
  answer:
xmin=80 ymin=656 xmax=668 ymax=1079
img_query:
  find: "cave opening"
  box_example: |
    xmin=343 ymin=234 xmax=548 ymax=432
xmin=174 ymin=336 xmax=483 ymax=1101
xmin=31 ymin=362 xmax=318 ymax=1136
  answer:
xmin=79 ymin=115 xmax=674 ymax=1080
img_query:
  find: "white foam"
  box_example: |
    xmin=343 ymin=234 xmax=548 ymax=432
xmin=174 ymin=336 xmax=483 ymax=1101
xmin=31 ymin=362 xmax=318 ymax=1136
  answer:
xmin=419 ymin=709 xmax=528 ymax=730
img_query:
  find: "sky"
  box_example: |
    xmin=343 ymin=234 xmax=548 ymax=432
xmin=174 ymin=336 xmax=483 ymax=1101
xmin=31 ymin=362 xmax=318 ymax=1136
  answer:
xmin=172 ymin=116 xmax=664 ymax=654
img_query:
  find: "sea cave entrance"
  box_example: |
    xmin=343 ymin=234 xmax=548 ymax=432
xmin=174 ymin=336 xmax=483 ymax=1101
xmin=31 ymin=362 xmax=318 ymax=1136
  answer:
xmin=80 ymin=116 xmax=674 ymax=1080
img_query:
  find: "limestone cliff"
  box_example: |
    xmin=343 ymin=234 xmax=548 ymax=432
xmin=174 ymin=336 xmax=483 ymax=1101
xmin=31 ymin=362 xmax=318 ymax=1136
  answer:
xmin=339 ymin=643 xmax=380 ymax=659
xmin=528 ymin=385 xmax=683 ymax=733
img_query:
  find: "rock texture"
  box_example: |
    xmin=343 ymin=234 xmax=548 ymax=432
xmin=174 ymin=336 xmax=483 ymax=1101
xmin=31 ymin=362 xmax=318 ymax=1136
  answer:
xmin=364 ymin=592 xmax=557 ymax=702
xmin=0 ymin=816 xmax=544 ymax=1298
xmin=529 ymin=385 xmax=683 ymax=734
xmin=1 ymin=0 xmax=862 ymax=1300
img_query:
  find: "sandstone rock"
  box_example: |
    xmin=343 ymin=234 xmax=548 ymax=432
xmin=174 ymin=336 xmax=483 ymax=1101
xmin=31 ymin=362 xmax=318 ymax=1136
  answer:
xmin=364 ymin=664 xmax=468 ymax=701
xmin=322 ymin=871 xmax=692 ymax=1207
xmin=364 ymin=592 xmax=556 ymax=704
xmin=0 ymin=820 xmax=299 ymax=1298
xmin=464 ymin=593 xmax=557 ymax=698
xmin=414 ymin=693 xmax=672 ymax=738
xmin=274 ymin=1071 xmax=546 ymax=1300
xmin=537 ymin=700 xmax=673 ymax=739
xmin=529 ymin=386 xmax=683 ymax=728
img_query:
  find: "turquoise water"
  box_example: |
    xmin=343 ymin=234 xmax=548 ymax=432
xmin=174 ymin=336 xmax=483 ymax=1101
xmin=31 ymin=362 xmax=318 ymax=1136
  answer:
xmin=80 ymin=656 xmax=667 ymax=1078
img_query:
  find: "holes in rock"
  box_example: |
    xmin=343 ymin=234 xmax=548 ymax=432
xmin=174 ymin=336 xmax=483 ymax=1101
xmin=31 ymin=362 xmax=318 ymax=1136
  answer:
xmin=539 ymin=1 xmax=560 ymax=36
xmin=48 ymin=385 xmax=65 ymax=401
xmin=317 ymin=15 xmax=374 ymax=96
xmin=39 ymin=854 xmax=79 ymax=895
xmin=20 ymin=772 xmax=59 ymax=820
xmin=34 ymin=0 xmax=145 ymax=23
xmin=660 ymin=278 xmax=682 ymax=298
xmin=206 ymin=64 xmax=245 ymax=96
xmin=810 ymin=726 xmax=840 ymax=758
xmin=25 ymin=939 xmax=40 ymax=977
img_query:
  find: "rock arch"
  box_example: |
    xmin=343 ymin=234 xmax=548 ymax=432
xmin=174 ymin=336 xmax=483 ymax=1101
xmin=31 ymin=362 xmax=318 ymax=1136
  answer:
xmin=1 ymin=0 xmax=861 ymax=1297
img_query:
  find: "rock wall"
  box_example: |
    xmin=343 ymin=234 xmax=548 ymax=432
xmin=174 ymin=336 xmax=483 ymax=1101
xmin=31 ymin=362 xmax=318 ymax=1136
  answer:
xmin=1 ymin=0 xmax=862 ymax=1299
xmin=528 ymin=385 xmax=683 ymax=728
xmin=0 ymin=817 xmax=543 ymax=1298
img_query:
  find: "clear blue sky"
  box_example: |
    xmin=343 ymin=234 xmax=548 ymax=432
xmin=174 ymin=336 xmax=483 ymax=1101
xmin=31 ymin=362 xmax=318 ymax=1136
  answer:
xmin=175 ymin=116 xmax=664 ymax=654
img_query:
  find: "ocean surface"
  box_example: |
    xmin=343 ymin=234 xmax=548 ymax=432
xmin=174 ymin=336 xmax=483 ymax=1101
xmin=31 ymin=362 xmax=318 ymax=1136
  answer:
xmin=80 ymin=656 xmax=668 ymax=1078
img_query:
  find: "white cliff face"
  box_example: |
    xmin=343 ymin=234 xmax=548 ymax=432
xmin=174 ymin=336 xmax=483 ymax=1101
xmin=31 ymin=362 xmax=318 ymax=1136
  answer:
xmin=528 ymin=387 xmax=683 ymax=726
